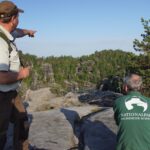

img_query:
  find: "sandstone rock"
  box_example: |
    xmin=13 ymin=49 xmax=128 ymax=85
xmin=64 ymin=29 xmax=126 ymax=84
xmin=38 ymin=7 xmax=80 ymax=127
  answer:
xmin=29 ymin=107 xmax=117 ymax=150
xmin=26 ymin=90 xmax=84 ymax=112
xmin=4 ymin=106 xmax=117 ymax=150
xmin=29 ymin=109 xmax=77 ymax=150
xmin=28 ymin=106 xmax=100 ymax=150
xmin=25 ymin=88 xmax=56 ymax=112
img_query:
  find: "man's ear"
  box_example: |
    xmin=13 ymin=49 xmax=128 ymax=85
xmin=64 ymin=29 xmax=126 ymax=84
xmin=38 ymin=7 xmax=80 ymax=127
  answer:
xmin=10 ymin=16 xmax=16 ymax=22
xmin=124 ymin=85 xmax=128 ymax=93
xmin=10 ymin=15 xmax=18 ymax=30
xmin=122 ymin=84 xmax=128 ymax=94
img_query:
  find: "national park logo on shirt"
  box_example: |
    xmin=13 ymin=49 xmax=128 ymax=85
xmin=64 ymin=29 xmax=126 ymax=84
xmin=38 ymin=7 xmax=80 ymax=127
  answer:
xmin=120 ymin=97 xmax=150 ymax=120
xmin=125 ymin=96 xmax=148 ymax=112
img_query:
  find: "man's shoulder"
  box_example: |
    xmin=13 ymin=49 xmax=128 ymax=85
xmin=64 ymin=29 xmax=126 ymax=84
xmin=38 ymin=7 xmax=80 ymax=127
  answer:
xmin=140 ymin=94 xmax=150 ymax=102
xmin=129 ymin=91 xmax=150 ymax=101
xmin=115 ymin=95 xmax=129 ymax=102
xmin=114 ymin=95 xmax=129 ymax=108
xmin=0 ymin=36 xmax=9 ymax=49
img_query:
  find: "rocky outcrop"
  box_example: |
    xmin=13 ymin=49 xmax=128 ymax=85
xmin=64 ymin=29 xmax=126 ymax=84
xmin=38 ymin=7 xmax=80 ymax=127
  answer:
xmin=25 ymin=88 xmax=122 ymax=112
xmin=80 ymin=108 xmax=117 ymax=150
xmin=41 ymin=63 xmax=55 ymax=84
xmin=28 ymin=109 xmax=78 ymax=150
xmin=29 ymin=107 xmax=117 ymax=150
xmin=29 ymin=63 xmax=55 ymax=90
xmin=24 ymin=88 xmax=56 ymax=112
xmin=4 ymin=88 xmax=120 ymax=150
xmin=5 ymin=106 xmax=117 ymax=150
xmin=79 ymin=90 xmax=122 ymax=107
xmin=25 ymin=89 xmax=84 ymax=112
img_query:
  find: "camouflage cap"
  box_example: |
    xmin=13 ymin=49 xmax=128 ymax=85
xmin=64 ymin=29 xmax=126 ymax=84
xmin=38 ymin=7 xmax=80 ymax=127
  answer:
xmin=0 ymin=1 xmax=24 ymax=18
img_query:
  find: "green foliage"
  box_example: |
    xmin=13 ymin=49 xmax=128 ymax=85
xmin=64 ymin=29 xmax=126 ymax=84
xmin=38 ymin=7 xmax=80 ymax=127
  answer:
xmin=130 ymin=18 xmax=150 ymax=96
xmin=50 ymin=83 xmax=66 ymax=96
xmin=133 ymin=18 xmax=150 ymax=54
xmin=21 ymin=49 xmax=135 ymax=95
xmin=127 ymin=54 xmax=150 ymax=96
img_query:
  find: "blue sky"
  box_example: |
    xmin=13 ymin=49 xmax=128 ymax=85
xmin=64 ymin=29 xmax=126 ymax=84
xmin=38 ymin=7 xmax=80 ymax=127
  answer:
xmin=11 ymin=0 xmax=149 ymax=57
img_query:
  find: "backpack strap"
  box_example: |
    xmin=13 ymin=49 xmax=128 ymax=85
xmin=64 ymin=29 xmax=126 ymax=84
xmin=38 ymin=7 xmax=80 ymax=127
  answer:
xmin=0 ymin=31 xmax=13 ymax=57
xmin=0 ymin=31 xmax=24 ymax=67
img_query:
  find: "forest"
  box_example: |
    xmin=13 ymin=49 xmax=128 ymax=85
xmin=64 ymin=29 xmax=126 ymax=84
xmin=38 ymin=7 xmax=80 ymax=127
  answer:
xmin=20 ymin=18 xmax=150 ymax=97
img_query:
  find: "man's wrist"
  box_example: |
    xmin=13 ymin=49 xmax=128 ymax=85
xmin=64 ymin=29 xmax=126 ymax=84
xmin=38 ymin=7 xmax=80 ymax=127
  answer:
xmin=17 ymin=71 xmax=24 ymax=80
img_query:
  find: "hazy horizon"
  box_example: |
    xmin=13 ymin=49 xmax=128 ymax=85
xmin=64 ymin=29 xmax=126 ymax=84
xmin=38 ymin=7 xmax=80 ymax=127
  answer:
xmin=11 ymin=0 xmax=149 ymax=57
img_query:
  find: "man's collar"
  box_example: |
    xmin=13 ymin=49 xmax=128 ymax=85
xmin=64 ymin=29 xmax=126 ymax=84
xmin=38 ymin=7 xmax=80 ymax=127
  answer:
xmin=0 ymin=25 xmax=14 ymax=41
xmin=128 ymin=91 xmax=142 ymax=96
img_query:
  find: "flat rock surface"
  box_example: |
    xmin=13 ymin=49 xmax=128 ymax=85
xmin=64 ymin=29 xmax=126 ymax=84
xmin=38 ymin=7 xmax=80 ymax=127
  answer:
xmin=29 ymin=107 xmax=117 ymax=150
xmin=80 ymin=108 xmax=117 ymax=150
xmin=28 ymin=109 xmax=77 ymax=150
xmin=4 ymin=106 xmax=117 ymax=150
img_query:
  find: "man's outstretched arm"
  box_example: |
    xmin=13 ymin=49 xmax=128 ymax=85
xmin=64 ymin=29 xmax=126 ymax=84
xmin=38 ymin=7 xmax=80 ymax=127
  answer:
xmin=12 ymin=28 xmax=36 ymax=38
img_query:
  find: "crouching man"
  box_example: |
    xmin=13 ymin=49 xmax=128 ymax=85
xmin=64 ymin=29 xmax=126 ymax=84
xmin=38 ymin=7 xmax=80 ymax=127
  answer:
xmin=113 ymin=74 xmax=150 ymax=150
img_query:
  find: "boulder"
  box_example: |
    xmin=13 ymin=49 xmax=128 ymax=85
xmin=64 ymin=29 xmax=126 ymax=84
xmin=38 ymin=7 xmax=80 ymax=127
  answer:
xmin=4 ymin=106 xmax=117 ymax=150
xmin=24 ymin=88 xmax=56 ymax=112
xmin=29 ymin=106 xmax=101 ymax=150
xmin=26 ymin=90 xmax=84 ymax=112
xmin=29 ymin=107 xmax=117 ymax=150
xmin=28 ymin=109 xmax=77 ymax=150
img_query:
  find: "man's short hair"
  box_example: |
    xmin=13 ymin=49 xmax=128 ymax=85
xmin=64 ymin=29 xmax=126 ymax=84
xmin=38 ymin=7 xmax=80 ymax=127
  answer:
xmin=124 ymin=74 xmax=142 ymax=91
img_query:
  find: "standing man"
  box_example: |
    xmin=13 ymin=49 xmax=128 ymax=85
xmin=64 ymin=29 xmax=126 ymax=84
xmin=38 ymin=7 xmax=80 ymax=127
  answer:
xmin=0 ymin=1 xmax=33 ymax=149
xmin=113 ymin=74 xmax=150 ymax=150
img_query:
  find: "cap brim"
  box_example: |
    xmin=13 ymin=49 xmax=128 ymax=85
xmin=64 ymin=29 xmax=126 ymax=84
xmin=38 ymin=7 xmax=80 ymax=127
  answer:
xmin=18 ymin=8 xmax=24 ymax=13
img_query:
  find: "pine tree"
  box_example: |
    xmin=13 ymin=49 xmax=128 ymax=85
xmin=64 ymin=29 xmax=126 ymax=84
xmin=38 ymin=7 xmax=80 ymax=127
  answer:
xmin=133 ymin=18 xmax=150 ymax=54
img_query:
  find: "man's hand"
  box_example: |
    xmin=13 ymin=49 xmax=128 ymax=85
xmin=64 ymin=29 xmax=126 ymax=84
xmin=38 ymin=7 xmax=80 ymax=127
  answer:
xmin=0 ymin=67 xmax=30 ymax=84
xmin=26 ymin=30 xmax=36 ymax=37
xmin=18 ymin=67 xmax=30 ymax=80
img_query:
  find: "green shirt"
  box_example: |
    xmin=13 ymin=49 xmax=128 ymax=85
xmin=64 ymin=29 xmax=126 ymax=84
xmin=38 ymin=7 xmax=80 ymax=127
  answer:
xmin=113 ymin=91 xmax=150 ymax=150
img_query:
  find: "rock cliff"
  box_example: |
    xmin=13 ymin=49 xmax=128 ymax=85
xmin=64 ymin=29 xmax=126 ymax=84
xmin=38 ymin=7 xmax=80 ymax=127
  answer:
xmin=4 ymin=88 xmax=119 ymax=150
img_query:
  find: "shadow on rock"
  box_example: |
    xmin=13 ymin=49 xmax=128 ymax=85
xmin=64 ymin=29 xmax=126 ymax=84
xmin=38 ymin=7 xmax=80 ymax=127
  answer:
xmin=61 ymin=109 xmax=116 ymax=150
xmin=61 ymin=108 xmax=81 ymax=149
xmin=61 ymin=108 xmax=117 ymax=150
xmin=29 ymin=145 xmax=49 ymax=150
xmin=80 ymin=119 xmax=116 ymax=150
xmin=61 ymin=108 xmax=81 ymax=135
